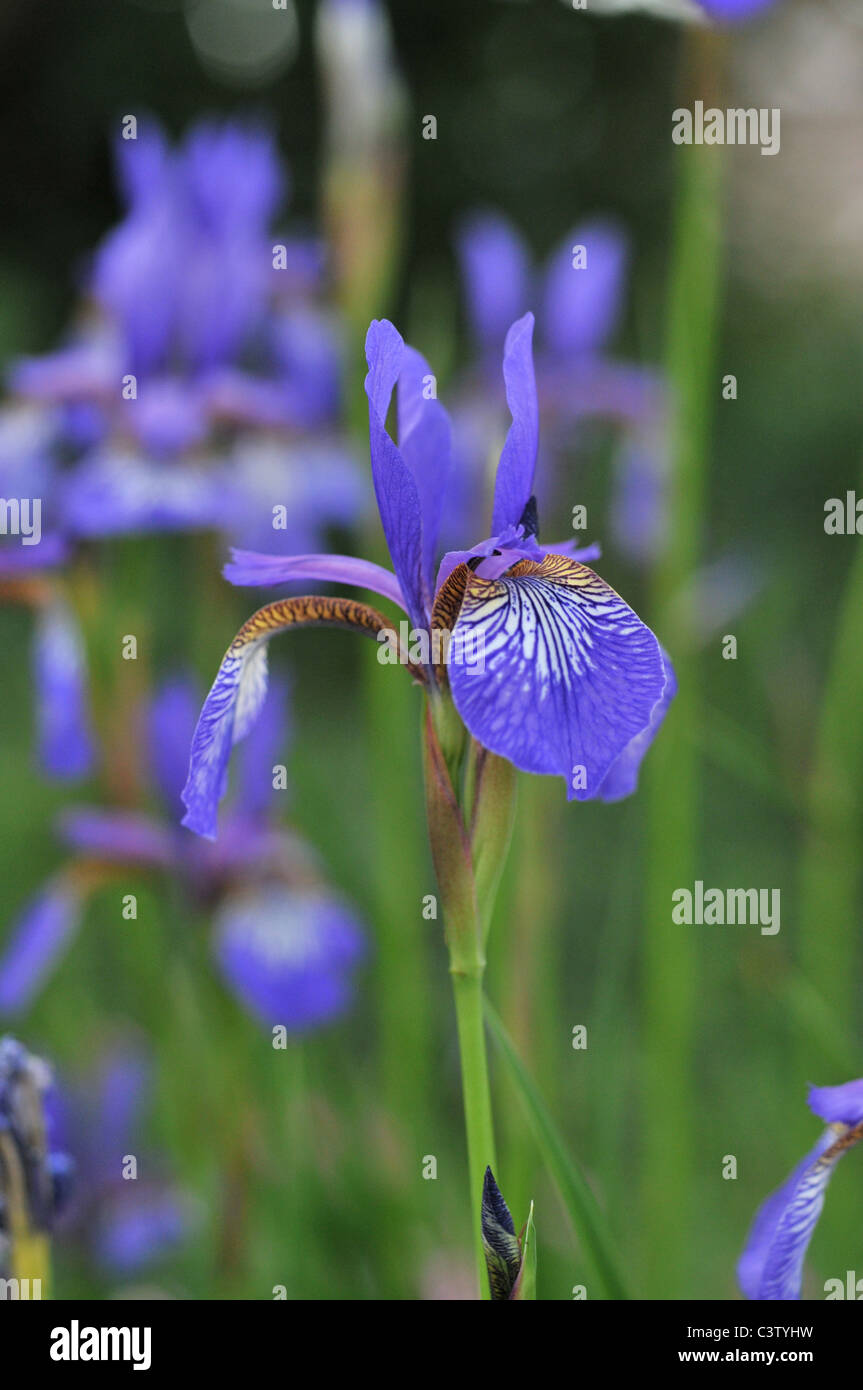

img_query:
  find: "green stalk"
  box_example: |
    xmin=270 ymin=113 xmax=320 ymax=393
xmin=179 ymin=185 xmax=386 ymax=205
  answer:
xmin=452 ymin=967 xmax=497 ymax=1297
xmin=797 ymin=523 xmax=863 ymax=1061
xmin=642 ymin=27 xmax=726 ymax=1297
xmin=485 ymin=1002 xmax=630 ymax=1301
xmin=423 ymin=698 xmax=500 ymax=1298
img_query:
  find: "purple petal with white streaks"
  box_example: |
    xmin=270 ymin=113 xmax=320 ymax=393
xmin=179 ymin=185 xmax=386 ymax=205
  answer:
xmin=595 ymin=647 xmax=676 ymax=801
xmin=448 ymin=556 xmax=668 ymax=799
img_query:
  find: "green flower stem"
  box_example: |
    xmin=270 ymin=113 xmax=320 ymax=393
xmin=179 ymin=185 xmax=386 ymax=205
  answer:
xmin=798 ymin=524 xmax=863 ymax=1060
xmin=423 ymin=698 xmax=499 ymax=1298
xmin=451 ymin=964 xmax=497 ymax=1299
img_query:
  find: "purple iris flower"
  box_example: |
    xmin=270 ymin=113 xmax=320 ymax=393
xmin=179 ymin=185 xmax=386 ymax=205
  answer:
xmin=181 ymin=314 xmax=675 ymax=840
xmin=453 ymin=212 xmax=666 ymax=563
xmin=46 ymin=1044 xmax=190 ymax=1275
xmin=738 ymin=1080 xmax=863 ymax=1300
xmin=9 ymin=119 xmax=364 ymax=550
xmin=456 ymin=211 xmax=663 ymax=430
xmin=0 ymin=676 xmax=365 ymax=1034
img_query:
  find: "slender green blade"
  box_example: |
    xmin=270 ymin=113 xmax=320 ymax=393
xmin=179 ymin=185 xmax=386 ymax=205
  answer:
xmin=485 ymin=1001 xmax=630 ymax=1300
xmin=511 ymin=1202 xmax=537 ymax=1301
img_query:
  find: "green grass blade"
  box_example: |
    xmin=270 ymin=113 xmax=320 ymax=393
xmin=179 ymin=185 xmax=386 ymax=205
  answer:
xmin=485 ymin=1000 xmax=630 ymax=1300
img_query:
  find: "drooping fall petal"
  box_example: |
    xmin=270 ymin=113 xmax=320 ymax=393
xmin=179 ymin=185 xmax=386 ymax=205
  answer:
xmin=181 ymin=594 xmax=417 ymax=839
xmin=448 ymin=554 xmax=670 ymax=799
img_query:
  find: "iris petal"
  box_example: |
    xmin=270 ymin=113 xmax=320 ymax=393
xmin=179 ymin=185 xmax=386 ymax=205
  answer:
xmin=595 ymin=647 xmax=676 ymax=801
xmin=456 ymin=213 xmax=531 ymax=353
xmin=182 ymin=594 xmax=408 ymax=839
xmin=224 ymin=549 xmax=407 ymax=612
xmin=364 ymin=320 xmax=427 ymax=629
xmin=0 ymin=880 xmax=84 ymax=1014
xmin=448 ymin=554 xmax=668 ymax=799
xmin=541 ymin=220 xmax=627 ymax=359
xmin=808 ymin=1078 xmax=863 ymax=1128
xmin=738 ymin=1130 xmax=842 ymax=1301
xmin=398 ymin=345 xmax=453 ymax=595
xmin=58 ymin=808 xmax=175 ymax=868
xmin=490 ymin=313 xmax=539 ymax=535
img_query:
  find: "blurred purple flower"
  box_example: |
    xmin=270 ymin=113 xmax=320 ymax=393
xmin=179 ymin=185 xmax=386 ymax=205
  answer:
xmin=453 ymin=211 xmax=666 ymax=561
xmin=456 ymin=211 xmax=663 ymax=429
xmin=48 ymin=1044 xmax=190 ymax=1275
xmin=9 ymin=118 xmax=364 ymax=550
xmin=215 ymin=887 xmax=365 ymax=1034
xmin=0 ymin=417 xmax=94 ymax=781
xmin=0 ymin=676 xmax=365 ymax=1034
xmin=739 ymin=1080 xmax=863 ymax=1300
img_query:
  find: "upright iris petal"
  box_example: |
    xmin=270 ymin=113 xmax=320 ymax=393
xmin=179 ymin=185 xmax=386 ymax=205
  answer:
xmin=456 ymin=213 xmax=531 ymax=353
xmin=541 ymin=221 xmax=627 ymax=360
xmin=447 ymin=555 xmax=668 ymax=800
xmin=398 ymin=344 xmax=453 ymax=597
xmin=490 ymin=313 xmax=539 ymax=536
xmin=364 ymin=319 xmax=428 ymax=629
xmin=738 ymin=1079 xmax=863 ymax=1300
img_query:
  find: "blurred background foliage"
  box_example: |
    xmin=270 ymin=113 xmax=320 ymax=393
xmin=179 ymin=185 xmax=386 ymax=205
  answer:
xmin=1 ymin=0 xmax=863 ymax=1300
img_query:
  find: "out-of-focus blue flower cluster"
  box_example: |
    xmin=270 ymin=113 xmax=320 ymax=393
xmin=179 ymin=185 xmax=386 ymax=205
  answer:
xmin=8 ymin=118 xmax=363 ymax=550
xmin=46 ymin=1041 xmax=190 ymax=1277
xmin=450 ymin=211 xmax=666 ymax=564
xmin=0 ymin=118 xmax=367 ymax=785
